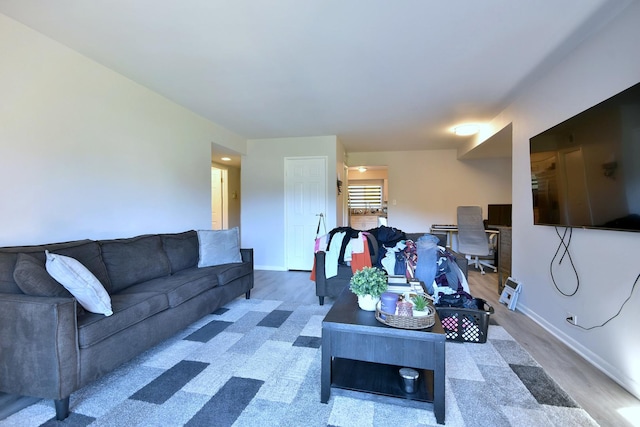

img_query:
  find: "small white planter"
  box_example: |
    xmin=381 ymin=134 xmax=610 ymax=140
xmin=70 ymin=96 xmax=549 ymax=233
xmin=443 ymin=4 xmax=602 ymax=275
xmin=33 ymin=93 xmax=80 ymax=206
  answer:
xmin=357 ymin=294 xmax=380 ymax=311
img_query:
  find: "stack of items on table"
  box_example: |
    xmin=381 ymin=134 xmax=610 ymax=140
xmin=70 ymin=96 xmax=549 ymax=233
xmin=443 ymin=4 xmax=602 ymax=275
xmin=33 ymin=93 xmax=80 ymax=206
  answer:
xmin=312 ymin=225 xmax=492 ymax=342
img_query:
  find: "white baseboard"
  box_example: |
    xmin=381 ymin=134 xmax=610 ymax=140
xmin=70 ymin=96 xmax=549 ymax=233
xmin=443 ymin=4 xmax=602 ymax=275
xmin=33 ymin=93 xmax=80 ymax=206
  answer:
xmin=254 ymin=265 xmax=288 ymax=271
xmin=517 ymin=302 xmax=640 ymax=400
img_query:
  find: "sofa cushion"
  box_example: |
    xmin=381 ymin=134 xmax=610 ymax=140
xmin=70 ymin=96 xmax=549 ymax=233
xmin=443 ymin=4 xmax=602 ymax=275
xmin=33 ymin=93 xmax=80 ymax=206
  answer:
xmin=161 ymin=231 xmax=199 ymax=273
xmin=77 ymin=292 xmax=169 ymax=348
xmin=100 ymin=235 xmax=171 ymax=293
xmin=197 ymin=228 xmax=242 ymax=268
xmin=45 ymin=251 xmax=113 ymax=316
xmin=118 ymin=268 xmax=220 ymax=308
xmin=54 ymin=241 xmax=112 ymax=290
xmin=0 ymin=239 xmax=95 ymax=294
xmin=13 ymin=253 xmax=72 ymax=298
xmin=215 ymin=262 xmax=253 ymax=286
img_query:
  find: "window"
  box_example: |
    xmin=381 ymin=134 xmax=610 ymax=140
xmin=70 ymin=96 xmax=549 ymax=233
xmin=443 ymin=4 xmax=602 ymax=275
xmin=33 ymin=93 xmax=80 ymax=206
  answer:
xmin=348 ymin=184 xmax=383 ymax=209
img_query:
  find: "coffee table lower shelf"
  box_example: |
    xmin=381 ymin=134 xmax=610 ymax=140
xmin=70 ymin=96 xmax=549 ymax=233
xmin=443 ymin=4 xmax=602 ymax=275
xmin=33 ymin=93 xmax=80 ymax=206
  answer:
xmin=331 ymin=358 xmax=435 ymax=403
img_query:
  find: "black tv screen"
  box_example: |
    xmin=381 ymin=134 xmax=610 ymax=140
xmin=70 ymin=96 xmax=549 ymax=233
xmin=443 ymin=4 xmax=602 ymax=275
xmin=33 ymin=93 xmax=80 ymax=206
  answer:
xmin=487 ymin=204 xmax=512 ymax=227
xmin=529 ymin=81 xmax=640 ymax=232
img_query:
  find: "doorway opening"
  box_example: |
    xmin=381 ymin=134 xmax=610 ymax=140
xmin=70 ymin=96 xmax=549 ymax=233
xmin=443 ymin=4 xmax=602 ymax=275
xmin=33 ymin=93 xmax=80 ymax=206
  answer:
xmin=211 ymin=165 xmax=228 ymax=230
xmin=211 ymin=143 xmax=242 ymax=230
xmin=347 ymin=166 xmax=388 ymax=229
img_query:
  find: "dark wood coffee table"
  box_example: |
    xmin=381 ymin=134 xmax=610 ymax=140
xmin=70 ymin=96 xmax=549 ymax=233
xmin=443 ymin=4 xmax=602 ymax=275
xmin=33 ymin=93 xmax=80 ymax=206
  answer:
xmin=321 ymin=289 xmax=446 ymax=424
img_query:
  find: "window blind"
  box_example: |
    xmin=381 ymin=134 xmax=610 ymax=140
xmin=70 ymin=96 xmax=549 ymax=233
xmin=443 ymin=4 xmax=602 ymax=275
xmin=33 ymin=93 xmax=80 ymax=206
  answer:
xmin=348 ymin=184 xmax=383 ymax=209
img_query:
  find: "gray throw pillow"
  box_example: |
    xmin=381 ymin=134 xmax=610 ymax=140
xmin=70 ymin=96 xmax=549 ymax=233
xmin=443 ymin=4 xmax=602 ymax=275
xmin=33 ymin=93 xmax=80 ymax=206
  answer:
xmin=13 ymin=252 xmax=72 ymax=298
xmin=197 ymin=228 xmax=242 ymax=268
xmin=45 ymin=251 xmax=113 ymax=316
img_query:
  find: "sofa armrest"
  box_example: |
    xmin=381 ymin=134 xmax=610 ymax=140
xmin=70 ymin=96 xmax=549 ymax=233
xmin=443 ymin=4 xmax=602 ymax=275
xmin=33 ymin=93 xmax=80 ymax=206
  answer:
xmin=314 ymin=251 xmax=327 ymax=286
xmin=0 ymin=294 xmax=79 ymax=400
xmin=240 ymin=249 xmax=254 ymax=293
xmin=240 ymin=248 xmax=253 ymax=267
xmin=449 ymin=250 xmax=468 ymax=279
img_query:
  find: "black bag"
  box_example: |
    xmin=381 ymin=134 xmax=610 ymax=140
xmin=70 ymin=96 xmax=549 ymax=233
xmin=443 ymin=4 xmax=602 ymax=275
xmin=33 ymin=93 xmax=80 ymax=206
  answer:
xmin=436 ymin=292 xmax=479 ymax=309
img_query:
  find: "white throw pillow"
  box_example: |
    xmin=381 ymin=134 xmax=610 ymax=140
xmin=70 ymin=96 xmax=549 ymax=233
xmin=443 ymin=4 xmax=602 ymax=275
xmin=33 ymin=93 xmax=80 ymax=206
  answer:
xmin=197 ymin=228 xmax=242 ymax=268
xmin=45 ymin=250 xmax=113 ymax=316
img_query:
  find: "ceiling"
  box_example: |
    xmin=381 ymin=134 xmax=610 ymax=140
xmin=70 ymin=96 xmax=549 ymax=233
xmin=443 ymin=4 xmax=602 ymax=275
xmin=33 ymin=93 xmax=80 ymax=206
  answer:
xmin=0 ymin=0 xmax=628 ymax=160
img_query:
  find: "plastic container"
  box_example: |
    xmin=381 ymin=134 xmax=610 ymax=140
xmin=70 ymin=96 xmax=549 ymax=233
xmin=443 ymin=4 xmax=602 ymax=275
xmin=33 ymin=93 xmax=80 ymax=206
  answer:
xmin=435 ymin=298 xmax=494 ymax=343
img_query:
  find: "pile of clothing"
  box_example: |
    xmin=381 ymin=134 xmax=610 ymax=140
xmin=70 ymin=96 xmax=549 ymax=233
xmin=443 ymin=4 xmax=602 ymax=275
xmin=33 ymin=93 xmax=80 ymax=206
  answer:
xmin=314 ymin=226 xmax=476 ymax=308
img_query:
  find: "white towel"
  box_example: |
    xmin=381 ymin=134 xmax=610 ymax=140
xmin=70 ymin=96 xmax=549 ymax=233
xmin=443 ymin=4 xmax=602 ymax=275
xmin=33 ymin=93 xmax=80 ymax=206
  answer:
xmin=324 ymin=231 xmax=346 ymax=279
xmin=350 ymin=232 xmax=365 ymax=253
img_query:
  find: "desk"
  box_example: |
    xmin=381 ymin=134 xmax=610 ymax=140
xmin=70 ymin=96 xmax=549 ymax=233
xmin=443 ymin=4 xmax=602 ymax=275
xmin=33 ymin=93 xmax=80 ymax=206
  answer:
xmin=429 ymin=226 xmax=499 ymax=250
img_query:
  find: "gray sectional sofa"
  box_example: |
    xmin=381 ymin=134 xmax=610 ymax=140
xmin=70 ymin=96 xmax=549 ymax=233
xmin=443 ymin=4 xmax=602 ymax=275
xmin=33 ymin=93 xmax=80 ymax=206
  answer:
xmin=0 ymin=230 xmax=253 ymax=420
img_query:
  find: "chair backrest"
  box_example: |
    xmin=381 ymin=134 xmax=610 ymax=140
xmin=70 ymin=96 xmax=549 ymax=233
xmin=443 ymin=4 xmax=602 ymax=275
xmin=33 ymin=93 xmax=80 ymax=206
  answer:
xmin=457 ymin=206 xmax=490 ymax=256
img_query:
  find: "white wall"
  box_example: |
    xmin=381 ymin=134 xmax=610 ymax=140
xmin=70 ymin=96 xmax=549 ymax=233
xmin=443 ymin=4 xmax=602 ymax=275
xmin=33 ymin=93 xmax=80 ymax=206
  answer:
xmin=501 ymin=2 xmax=640 ymax=398
xmin=0 ymin=14 xmax=246 ymax=245
xmin=241 ymin=136 xmax=338 ymax=270
xmin=347 ymin=150 xmax=512 ymax=232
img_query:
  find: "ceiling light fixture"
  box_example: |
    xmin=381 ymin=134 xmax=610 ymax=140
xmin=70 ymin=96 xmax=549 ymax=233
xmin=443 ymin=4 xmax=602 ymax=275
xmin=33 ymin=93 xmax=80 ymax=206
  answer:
xmin=221 ymin=157 xmax=231 ymax=161
xmin=453 ymin=124 xmax=480 ymax=136
xmin=358 ymin=167 xmax=367 ymax=173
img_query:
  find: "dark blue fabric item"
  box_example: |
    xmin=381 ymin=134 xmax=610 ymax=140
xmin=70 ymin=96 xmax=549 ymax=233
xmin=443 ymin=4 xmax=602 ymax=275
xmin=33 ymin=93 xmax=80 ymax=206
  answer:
xmin=435 ymin=249 xmax=462 ymax=291
xmin=414 ymin=234 xmax=439 ymax=294
xmin=394 ymin=251 xmax=406 ymax=275
xmin=435 ymin=291 xmax=476 ymax=308
xmin=367 ymin=226 xmax=407 ymax=267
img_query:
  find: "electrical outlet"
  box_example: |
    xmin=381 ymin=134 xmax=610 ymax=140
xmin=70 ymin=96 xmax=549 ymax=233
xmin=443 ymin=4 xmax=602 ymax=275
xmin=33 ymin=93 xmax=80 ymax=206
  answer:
xmin=566 ymin=312 xmax=577 ymax=326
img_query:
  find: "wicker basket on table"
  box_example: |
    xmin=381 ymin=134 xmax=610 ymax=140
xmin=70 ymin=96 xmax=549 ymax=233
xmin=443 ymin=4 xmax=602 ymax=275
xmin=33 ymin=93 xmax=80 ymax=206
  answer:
xmin=375 ymin=303 xmax=436 ymax=330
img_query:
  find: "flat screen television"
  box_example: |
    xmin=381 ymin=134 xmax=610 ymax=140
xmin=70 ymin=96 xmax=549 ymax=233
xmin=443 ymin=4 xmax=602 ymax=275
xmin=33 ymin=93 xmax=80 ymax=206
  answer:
xmin=487 ymin=204 xmax=512 ymax=227
xmin=529 ymin=81 xmax=640 ymax=232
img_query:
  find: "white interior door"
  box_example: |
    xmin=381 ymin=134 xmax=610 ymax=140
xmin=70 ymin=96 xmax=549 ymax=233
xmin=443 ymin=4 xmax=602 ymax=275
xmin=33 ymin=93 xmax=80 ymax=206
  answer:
xmin=285 ymin=157 xmax=327 ymax=270
xmin=211 ymin=167 xmax=223 ymax=230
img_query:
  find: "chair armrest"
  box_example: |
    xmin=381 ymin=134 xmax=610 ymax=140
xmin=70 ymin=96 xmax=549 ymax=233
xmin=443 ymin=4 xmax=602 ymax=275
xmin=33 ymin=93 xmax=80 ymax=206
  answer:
xmin=0 ymin=294 xmax=79 ymax=400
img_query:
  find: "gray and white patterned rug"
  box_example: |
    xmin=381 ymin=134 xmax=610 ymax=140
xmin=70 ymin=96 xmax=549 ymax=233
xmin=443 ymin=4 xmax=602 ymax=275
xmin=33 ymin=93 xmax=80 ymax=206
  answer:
xmin=0 ymin=297 xmax=599 ymax=426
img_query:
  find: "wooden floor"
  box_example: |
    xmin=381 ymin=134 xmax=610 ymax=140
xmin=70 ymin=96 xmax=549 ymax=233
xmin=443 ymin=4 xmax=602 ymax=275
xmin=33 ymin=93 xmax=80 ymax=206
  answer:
xmin=254 ymin=268 xmax=640 ymax=427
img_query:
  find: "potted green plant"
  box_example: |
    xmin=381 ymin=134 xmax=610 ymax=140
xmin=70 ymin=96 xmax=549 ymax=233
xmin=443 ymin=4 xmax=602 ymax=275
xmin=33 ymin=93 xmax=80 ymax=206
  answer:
xmin=349 ymin=266 xmax=388 ymax=311
xmin=411 ymin=294 xmax=429 ymax=312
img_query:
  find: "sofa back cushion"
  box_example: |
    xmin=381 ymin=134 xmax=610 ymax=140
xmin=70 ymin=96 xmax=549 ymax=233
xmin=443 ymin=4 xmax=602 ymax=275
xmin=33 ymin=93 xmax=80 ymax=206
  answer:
xmin=160 ymin=231 xmax=199 ymax=273
xmin=0 ymin=239 xmax=105 ymax=294
xmin=100 ymin=235 xmax=171 ymax=293
xmin=53 ymin=241 xmax=112 ymax=289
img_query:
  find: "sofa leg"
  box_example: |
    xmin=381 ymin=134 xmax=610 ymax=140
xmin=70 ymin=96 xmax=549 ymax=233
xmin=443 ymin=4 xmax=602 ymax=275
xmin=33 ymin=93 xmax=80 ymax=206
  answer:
xmin=55 ymin=397 xmax=69 ymax=421
xmin=319 ymin=296 xmax=324 ymax=306
xmin=245 ymin=290 xmax=251 ymax=299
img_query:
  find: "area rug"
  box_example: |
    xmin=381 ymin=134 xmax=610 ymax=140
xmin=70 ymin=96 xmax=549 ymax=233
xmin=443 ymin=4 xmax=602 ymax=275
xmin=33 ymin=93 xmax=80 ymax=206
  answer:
xmin=0 ymin=297 xmax=599 ymax=427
